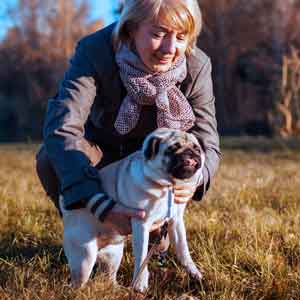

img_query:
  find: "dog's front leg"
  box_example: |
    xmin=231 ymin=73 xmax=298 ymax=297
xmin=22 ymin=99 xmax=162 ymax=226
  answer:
xmin=169 ymin=215 xmax=203 ymax=281
xmin=131 ymin=219 xmax=150 ymax=293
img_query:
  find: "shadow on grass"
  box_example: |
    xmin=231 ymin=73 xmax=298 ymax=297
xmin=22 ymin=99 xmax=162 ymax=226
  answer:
xmin=0 ymin=243 xmax=65 ymax=264
xmin=0 ymin=232 xmax=67 ymax=284
xmin=0 ymin=234 xmax=68 ymax=292
xmin=0 ymin=231 xmax=64 ymax=262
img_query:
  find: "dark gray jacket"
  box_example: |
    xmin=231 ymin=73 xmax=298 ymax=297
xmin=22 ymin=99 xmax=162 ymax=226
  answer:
xmin=43 ymin=23 xmax=221 ymax=208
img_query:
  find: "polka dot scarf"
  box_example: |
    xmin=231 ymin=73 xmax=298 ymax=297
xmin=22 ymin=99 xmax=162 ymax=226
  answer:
xmin=114 ymin=44 xmax=195 ymax=135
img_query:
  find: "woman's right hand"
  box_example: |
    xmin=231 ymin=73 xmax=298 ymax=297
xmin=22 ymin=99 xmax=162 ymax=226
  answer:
xmin=103 ymin=203 xmax=144 ymax=235
xmin=103 ymin=203 xmax=165 ymax=235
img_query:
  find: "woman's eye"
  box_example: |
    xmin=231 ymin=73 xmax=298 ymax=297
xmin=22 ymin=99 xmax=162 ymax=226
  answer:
xmin=153 ymin=32 xmax=165 ymax=38
xmin=177 ymin=34 xmax=186 ymax=41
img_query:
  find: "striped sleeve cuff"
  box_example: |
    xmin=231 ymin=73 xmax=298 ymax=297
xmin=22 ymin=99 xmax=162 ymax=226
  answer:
xmin=86 ymin=193 xmax=116 ymax=222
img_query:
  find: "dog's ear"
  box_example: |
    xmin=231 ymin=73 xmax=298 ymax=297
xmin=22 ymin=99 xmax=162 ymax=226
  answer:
xmin=144 ymin=137 xmax=161 ymax=160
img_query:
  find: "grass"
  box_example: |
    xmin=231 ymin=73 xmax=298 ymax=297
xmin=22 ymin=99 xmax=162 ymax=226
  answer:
xmin=1 ymin=138 xmax=300 ymax=300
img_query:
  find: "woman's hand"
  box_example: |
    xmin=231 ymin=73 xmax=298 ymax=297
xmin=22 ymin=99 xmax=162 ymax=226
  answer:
xmin=174 ymin=182 xmax=198 ymax=204
xmin=174 ymin=169 xmax=204 ymax=204
xmin=103 ymin=203 xmax=165 ymax=235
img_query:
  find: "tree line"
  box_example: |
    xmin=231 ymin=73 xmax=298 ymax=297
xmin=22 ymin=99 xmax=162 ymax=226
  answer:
xmin=0 ymin=0 xmax=103 ymax=141
xmin=0 ymin=0 xmax=299 ymax=141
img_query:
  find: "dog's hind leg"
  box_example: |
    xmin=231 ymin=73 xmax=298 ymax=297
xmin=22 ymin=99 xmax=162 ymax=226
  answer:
xmin=168 ymin=216 xmax=203 ymax=281
xmin=64 ymin=236 xmax=98 ymax=288
xmin=96 ymin=242 xmax=124 ymax=283
xmin=62 ymin=208 xmax=99 ymax=288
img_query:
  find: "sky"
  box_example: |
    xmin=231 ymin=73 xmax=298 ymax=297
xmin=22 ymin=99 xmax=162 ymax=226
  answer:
xmin=0 ymin=0 xmax=119 ymax=39
xmin=90 ymin=0 xmax=119 ymax=25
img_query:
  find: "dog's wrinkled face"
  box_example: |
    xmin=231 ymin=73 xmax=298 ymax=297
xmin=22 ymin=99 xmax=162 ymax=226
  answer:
xmin=143 ymin=128 xmax=204 ymax=180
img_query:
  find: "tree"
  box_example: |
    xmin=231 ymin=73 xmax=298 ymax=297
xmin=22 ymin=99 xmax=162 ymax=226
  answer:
xmin=197 ymin=0 xmax=300 ymax=135
xmin=0 ymin=0 xmax=103 ymax=141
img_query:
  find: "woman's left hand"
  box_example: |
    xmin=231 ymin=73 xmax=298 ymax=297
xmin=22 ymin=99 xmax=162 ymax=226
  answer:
xmin=174 ymin=183 xmax=197 ymax=204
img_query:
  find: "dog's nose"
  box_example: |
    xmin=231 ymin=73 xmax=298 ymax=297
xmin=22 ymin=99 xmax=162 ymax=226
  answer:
xmin=183 ymin=158 xmax=198 ymax=167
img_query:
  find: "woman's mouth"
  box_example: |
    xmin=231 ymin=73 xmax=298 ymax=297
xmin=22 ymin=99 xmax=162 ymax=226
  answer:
xmin=154 ymin=55 xmax=173 ymax=64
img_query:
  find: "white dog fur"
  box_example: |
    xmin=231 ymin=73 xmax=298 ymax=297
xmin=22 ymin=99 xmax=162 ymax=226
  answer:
xmin=60 ymin=128 xmax=205 ymax=293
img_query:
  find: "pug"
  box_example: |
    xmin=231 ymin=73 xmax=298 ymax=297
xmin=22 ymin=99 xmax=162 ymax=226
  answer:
xmin=60 ymin=128 xmax=205 ymax=293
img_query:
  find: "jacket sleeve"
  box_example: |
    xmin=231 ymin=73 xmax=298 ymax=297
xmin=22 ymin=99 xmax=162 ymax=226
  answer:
xmin=43 ymin=40 xmax=102 ymax=208
xmin=188 ymin=57 xmax=221 ymax=201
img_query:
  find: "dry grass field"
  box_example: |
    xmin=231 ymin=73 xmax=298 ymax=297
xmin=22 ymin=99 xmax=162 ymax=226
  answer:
xmin=1 ymin=138 xmax=300 ymax=300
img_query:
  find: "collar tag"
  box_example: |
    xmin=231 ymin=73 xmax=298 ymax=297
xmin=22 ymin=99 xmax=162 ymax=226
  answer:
xmin=166 ymin=187 xmax=175 ymax=220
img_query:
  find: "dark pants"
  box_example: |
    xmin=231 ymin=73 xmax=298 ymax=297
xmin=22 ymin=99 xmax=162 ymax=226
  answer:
xmin=35 ymin=140 xmax=169 ymax=252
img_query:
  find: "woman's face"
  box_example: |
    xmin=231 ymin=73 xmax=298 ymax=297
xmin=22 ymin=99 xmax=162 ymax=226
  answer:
xmin=132 ymin=19 xmax=189 ymax=73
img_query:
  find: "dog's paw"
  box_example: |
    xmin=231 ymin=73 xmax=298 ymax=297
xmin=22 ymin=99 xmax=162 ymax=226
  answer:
xmin=132 ymin=269 xmax=149 ymax=294
xmin=133 ymin=277 xmax=149 ymax=294
xmin=133 ymin=282 xmax=149 ymax=294
xmin=186 ymin=264 xmax=203 ymax=281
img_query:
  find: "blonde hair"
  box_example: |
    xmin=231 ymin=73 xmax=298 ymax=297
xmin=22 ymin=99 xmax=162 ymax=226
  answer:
xmin=112 ymin=0 xmax=202 ymax=56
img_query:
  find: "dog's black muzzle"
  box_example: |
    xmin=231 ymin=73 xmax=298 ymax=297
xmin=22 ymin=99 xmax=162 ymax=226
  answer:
xmin=166 ymin=144 xmax=202 ymax=179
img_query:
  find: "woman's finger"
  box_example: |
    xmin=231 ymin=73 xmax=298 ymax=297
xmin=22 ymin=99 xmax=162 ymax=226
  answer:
xmin=111 ymin=204 xmax=146 ymax=219
xmin=174 ymin=190 xmax=195 ymax=197
xmin=174 ymin=192 xmax=195 ymax=202
xmin=174 ymin=184 xmax=195 ymax=190
xmin=174 ymin=196 xmax=191 ymax=204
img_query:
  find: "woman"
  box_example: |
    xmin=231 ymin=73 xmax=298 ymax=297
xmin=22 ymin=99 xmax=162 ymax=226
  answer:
xmin=36 ymin=0 xmax=220 ymax=239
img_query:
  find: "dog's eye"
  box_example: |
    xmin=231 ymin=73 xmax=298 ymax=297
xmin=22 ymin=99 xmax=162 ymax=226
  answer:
xmin=193 ymin=146 xmax=200 ymax=153
xmin=193 ymin=145 xmax=202 ymax=154
xmin=166 ymin=143 xmax=181 ymax=154
xmin=172 ymin=143 xmax=181 ymax=150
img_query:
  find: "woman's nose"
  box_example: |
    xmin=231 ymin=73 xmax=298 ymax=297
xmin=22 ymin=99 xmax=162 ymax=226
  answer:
xmin=160 ymin=36 xmax=177 ymax=55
